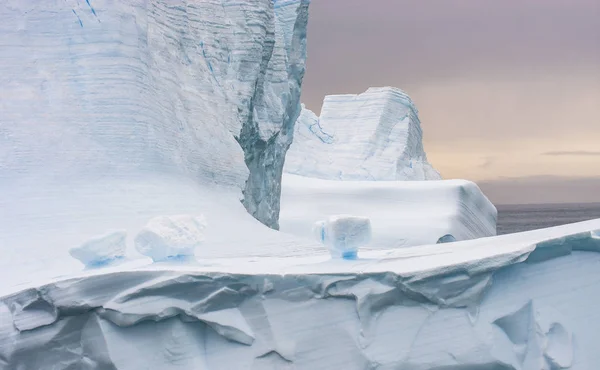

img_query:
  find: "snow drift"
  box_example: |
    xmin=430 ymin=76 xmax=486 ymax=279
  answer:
xmin=280 ymin=174 xmax=497 ymax=248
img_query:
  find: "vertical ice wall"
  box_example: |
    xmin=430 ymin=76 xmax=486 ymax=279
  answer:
xmin=236 ymin=0 xmax=309 ymax=229
xmin=0 ymin=0 xmax=310 ymax=233
xmin=285 ymin=87 xmax=441 ymax=181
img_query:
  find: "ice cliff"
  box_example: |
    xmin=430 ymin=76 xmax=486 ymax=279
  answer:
xmin=2 ymin=220 xmax=600 ymax=369
xmin=285 ymin=87 xmax=442 ymax=181
xmin=0 ymin=0 xmax=308 ymax=231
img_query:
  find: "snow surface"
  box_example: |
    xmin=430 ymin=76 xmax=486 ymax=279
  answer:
xmin=285 ymin=87 xmax=441 ymax=181
xmin=2 ymin=220 xmax=600 ymax=369
xmin=281 ymin=174 xmax=497 ymax=248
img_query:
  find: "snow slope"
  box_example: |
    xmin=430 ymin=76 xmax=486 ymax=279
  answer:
xmin=285 ymin=87 xmax=441 ymax=181
xmin=280 ymin=174 xmax=497 ymax=248
xmin=2 ymin=220 xmax=600 ymax=369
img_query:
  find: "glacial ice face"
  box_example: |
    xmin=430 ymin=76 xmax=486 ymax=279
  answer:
xmin=3 ymin=220 xmax=600 ymax=369
xmin=0 ymin=0 xmax=308 ymax=233
xmin=285 ymin=87 xmax=442 ymax=181
xmin=236 ymin=0 xmax=310 ymax=229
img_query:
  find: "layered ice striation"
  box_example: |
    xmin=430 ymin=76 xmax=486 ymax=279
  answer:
xmin=2 ymin=220 xmax=600 ymax=369
xmin=281 ymin=174 xmax=497 ymax=248
xmin=0 ymin=0 xmax=312 ymax=284
xmin=285 ymin=87 xmax=442 ymax=181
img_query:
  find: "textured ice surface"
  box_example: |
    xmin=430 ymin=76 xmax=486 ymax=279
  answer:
xmin=285 ymin=87 xmax=441 ymax=181
xmin=2 ymin=220 xmax=600 ymax=369
xmin=135 ymin=215 xmax=207 ymax=262
xmin=69 ymin=230 xmax=127 ymax=268
xmin=313 ymin=215 xmax=372 ymax=259
xmin=281 ymin=174 xmax=497 ymax=248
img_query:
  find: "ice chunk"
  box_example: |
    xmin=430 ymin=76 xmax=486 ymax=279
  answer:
xmin=281 ymin=174 xmax=497 ymax=248
xmin=437 ymin=234 xmax=457 ymax=244
xmin=314 ymin=215 xmax=372 ymax=259
xmin=134 ymin=215 xmax=207 ymax=262
xmin=69 ymin=230 xmax=127 ymax=267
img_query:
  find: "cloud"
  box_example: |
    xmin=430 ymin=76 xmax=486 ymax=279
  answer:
xmin=478 ymin=157 xmax=495 ymax=169
xmin=542 ymin=151 xmax=600 ymax=157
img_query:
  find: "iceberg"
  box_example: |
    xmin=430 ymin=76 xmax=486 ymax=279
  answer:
xmin=285 ymin=87 xmax=442 ymax=181
xmin=1 ymin=0 xmax=599 ymax=369
xmin=280 ymin=87 xmax=493 ymax=247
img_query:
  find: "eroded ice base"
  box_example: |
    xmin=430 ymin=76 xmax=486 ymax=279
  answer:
xmin=2 ymin=220 xmax=600 ymax=369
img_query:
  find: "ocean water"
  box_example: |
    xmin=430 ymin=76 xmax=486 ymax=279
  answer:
xmin=496 ymin=203 xmax=600 ymax=235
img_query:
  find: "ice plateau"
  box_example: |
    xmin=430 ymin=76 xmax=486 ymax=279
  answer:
xmin=2 ymin=0 xmax=600 ymax=370
xmin=280 ymin=174 xmax=498 ymax=248
xmin=284 ymin=87 xmax=442 ymax=181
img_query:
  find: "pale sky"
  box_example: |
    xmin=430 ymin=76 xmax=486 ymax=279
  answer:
xmin=301 ymin=0 xmax=600 ymax=204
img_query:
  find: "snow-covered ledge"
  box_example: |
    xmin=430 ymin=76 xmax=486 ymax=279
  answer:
xmin=2 ymin=220 xmax=600 ymax=369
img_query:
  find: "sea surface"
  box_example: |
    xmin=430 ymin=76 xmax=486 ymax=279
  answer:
xmin=496 ymin=203 xmax=600 ymax=235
